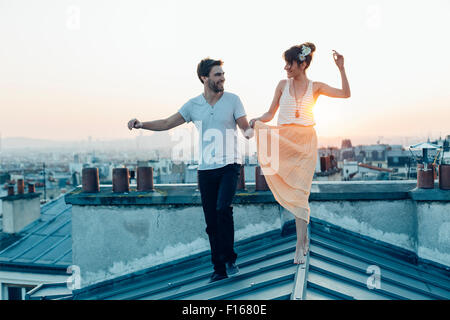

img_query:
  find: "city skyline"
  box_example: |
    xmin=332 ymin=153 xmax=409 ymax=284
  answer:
xmin=1 ymin=0 xmax=450 ymax=141
xmin=0 ymin=130 xmax=447 ymax=152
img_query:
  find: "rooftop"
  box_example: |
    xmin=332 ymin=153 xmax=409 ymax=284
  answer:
xmin=0 ymin=195 xmax=72 ymax=273
xmin=22 ymin=180 xmax=450 ymax=300
xmin=28 ymin=216 xmax=450 ymax=300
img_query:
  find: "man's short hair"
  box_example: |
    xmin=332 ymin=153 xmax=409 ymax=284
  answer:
xmin=197 ymin=58 xmax=223 ymax=84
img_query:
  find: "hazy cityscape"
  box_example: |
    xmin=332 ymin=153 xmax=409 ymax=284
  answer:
xmin=1 ymin=133 xmax=449 ymax=206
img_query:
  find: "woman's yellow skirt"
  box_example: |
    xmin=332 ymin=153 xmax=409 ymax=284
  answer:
xmin=254 ymin=121 xmax=318 ymax=223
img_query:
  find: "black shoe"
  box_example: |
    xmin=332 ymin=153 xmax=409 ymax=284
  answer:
xmin=209 ymin=272 xmax=228 ymax=283
xmin=226 ymin=262 xmax=240 ymax=276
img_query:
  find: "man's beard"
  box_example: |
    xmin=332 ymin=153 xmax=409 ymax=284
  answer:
xmin=208 ymin=79 xmax=224 ymax=93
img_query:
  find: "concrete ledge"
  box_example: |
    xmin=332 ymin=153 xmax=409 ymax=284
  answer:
xmin=409 ymin=185 xmax=450 ymax=201
xmin=65 ymin=187 xmax=277 ymax=206
xmin=0 ymin=193 xmax=41 ymax=201
xmin=65 ymin=181 xmax=422 ymax=206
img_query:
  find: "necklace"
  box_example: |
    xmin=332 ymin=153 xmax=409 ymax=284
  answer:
xmin=292 ymin=79 xmax=308 ymax=118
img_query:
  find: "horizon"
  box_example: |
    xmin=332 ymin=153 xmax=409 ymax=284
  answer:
xmin=0 ymin=132 xmax=446 ymax=151
xmin=1 ymin=0 xmax=450 ymax=142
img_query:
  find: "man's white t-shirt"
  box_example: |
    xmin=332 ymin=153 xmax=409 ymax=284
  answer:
xmin=178 ymin=92 xmax=247 ymax=170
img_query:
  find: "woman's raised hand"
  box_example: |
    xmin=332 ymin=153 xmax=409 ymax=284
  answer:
xmin=333 ymin=50 xmax=345 ymax=70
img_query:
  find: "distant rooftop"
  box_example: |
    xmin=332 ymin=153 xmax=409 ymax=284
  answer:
xmin=0 ymin=195 xmax=72 ymax=273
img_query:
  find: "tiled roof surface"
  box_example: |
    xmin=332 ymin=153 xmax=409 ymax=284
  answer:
xmin=0 ymin=196 xmax=72 ymax=269
xmin=65 ymin=218 xmax=450 ymax=301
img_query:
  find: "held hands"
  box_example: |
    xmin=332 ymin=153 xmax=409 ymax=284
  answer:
xmin=249 ymin=118 xmax=259 ymax=129
xmin=332 ymin=50 xmax=345 ymax=70
xmin=128 ymin=118 xmax=143 ymax=130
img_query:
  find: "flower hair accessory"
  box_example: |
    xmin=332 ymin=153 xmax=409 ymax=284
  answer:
xmin=298 ymin=45 xmax=311 ymax=62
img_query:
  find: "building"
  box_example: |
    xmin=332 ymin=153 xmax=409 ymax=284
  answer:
xmin=340 ymin=139 xmax=355 ymax=161
xmin=386 ymin=146 xmax=412 ymax=179
xmin=0 ymin=192 xmax=72 ymax=300
xmin=27 ymin=180 xmax=450 ymax=300
xmin=341 ymin=139 xmax=353 ymax=149
xmin=315 ymin=150 xmax=341 ymax=181
xmin=355 ymin=144 xmax=388 ymax=167
xmin=184 ymin=164 xmax=198 ymax=184
xmin=342 ymin=160 xmax=359 ymax=181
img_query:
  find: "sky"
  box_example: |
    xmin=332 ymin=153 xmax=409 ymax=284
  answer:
xmin=1 ymin=0 xmax=449 ymax=147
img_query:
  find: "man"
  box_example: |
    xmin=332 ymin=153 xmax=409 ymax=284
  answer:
xmin=128 ymin=58 xmax=253 ymax=283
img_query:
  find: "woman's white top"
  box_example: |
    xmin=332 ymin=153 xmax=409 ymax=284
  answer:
xmin=277 ymin=79 xmax=316 ymax=126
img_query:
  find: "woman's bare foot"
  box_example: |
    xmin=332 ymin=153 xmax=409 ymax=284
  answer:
xmin=294 ymin=241 xmax=306 ymax=264
xmin=293 ymin=217 xmax=309 ymax=264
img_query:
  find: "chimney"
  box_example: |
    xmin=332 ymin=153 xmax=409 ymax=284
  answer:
xmin=28 ymin=183 xmax=36 ymax=194
xmin=417 ymin=163 xmax=434 ymax=189
xmin=320 ymin=156 xmax=331 ymax=172
xmin=112 ymin=168 xmax=129 ymax=193
xmin=7 ymin=184 xmax=14 ymax=196
xmin=1 ymin=185 xmax=41 ymax=234
xmin=82 ymin=168 xmax=100 ymax=193
xmin=137 ymin=167 xmax=154 ymax=192
xmin=17 ymin=179 xmax=25 ymax=194
xmin=439 ymin=164 xmax=450 ymax=190
xmin=255 ymin=166 xmax=269 ymax=191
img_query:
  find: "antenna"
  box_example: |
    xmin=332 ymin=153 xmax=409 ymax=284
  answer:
xmin=43 ymin=162 xmax=47 ymax=202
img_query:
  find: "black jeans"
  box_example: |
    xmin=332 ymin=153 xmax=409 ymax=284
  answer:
xmin=198 ymin=163 xmax=241 ymax=274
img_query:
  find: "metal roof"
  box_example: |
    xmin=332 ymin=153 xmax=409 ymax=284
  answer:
xmin=45 ymin=217 xmax=449 ymax=301
xmin=0 ymin=195 xmax=72 ymax=271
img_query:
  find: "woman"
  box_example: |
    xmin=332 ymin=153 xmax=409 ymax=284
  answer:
xmin=249 ymin=42 xmax=350 ymax=264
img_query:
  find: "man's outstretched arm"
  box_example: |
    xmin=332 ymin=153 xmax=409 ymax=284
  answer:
xmin=128 ymin=112 xmax=186 ymax=131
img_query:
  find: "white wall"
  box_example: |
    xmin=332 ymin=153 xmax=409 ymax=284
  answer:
xmin=71 ymin=203 xmax=282 ymax=288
